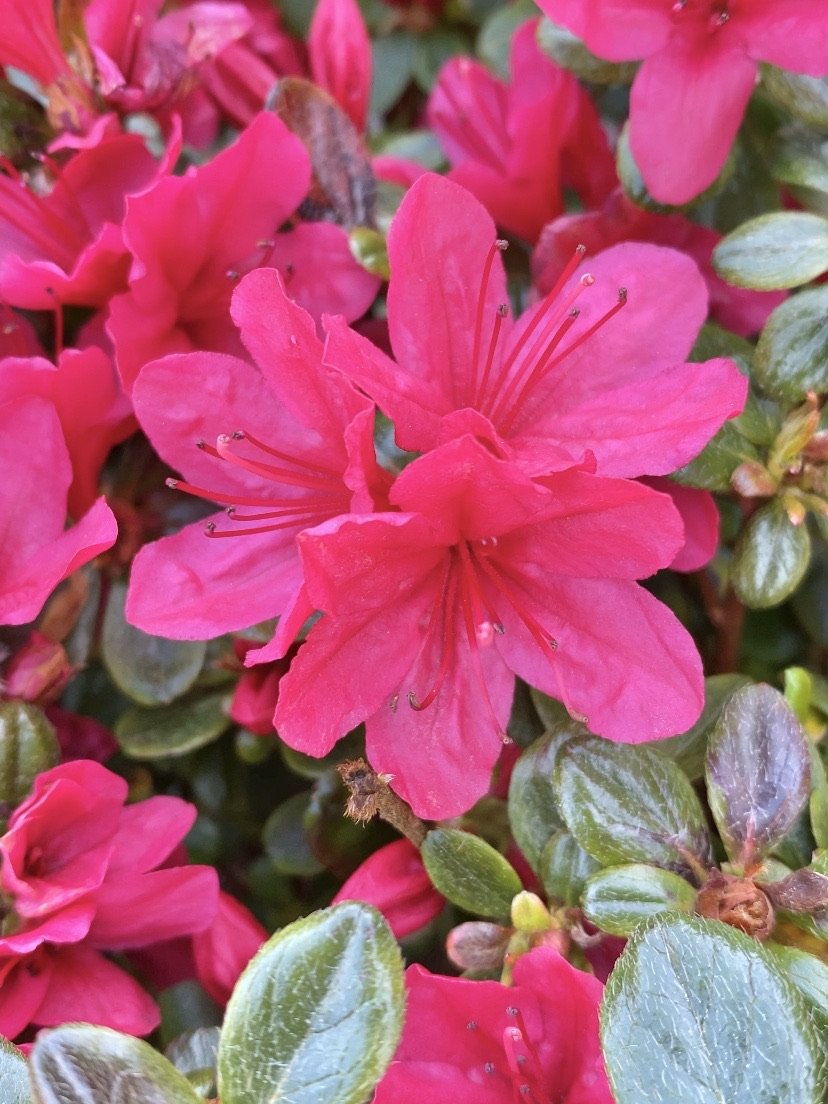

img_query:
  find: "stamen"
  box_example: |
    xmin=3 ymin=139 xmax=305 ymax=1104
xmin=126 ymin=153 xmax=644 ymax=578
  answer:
xmin=231 ymin=429 xmax=341 ymax=478
xmin=497 ymin=309 xmax=580 ymax=435
xmin=474 ymin=303 xmax=509 ymax=408
xmin=502 ymin=1024 xmax=546 ymax=1104
xmin=488 ymin=274 xmax=593 ymax=424
xmin=470 ymin=240 xmax=508 ymax=405
xmin=205 ymin=513 xmax=326 ymax=538
xmin=456 ymin=541 xmax=508 ymax=740
xmin=543 ymin=287 xmax=627 ymax=375
xmin=166 ymin=477 xmax=305 ymax=509
xmin=407 ymin=559 xmax=457 ymax=712
xmin=215 ymin=434 xmax=336 ymax=490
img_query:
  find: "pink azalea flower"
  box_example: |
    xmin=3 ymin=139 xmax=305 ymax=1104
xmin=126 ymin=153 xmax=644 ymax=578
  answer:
xmin=533 ymin=187 xmax=785 ymax=337
xmin=228 ymin=638 xmax=291 ymax=735
xmin=2 ymin=632 xmax=73 ymax=704
xmin=309 ymin=0 xmax=372 ymax=132
xmin=108 ymin=111 xmax=379 ymax=393
xmin=0 ymin=397 xmax=117 ymax=627
xmin=0 ymin=129 xmax=177 ymax=310
xmin=373 ymin=946 xmax=613 ymax=1103
xmin=333 ymin=839 xmax=444 ymax=939
xmin=192 ymin=890 xmax=267 ymax=1005
xmin=325 ymin=173 xmax=747 ymax=480
xmin=275 ymin=435 xmax=702 ymax=817
xmin=535 ymin=0 xmax=828 ymax=204
xmin=0 ymin=347 xmax=134 ymax=517
xmin=0 ymin=760 xmax=218 ymax=1037
xmin=642 ymin=477 xmax=719 ymax=573
xmin=427 ymin=20 xmax=615 ymax=242
xmin=126 ymin=266 xmax=390 ymax=648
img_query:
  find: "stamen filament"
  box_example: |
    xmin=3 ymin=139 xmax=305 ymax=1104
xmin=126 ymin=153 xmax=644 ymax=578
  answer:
xmin=470 ymin=241 xmax=508 ymax=406
xmin=474 ymin=303 xmax=509 ymax=409
xmin=408 ymin=559 xmax=456 ymax=712
xmin=497 ymin=308 xmax=580 ymax=435
xmin=205 ymin=512 xmax=328 ymax=538
xmin=232 ymin=429 xmax=341 ymax=478
xmin=215 ymin=435 xmax=336 ymax=490
xmin=543 ymin=287 xmax=628 ymax=374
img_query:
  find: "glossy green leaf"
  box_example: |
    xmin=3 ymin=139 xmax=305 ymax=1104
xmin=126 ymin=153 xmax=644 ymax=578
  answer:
xmin=114 ymin=690 xmax=232 ymax=759
xmin=0 ymin=1036 xmax=29 ymax=1104
xmin=602 ymin=915 xmax=827 ymax=1104
xmin=165 ymin=1027 xmax=220 ymax=1099
xmin=582 ymin=864 xmax=696 ymax=936
xmin=538 ymin=830 xmax=599 ymax=907
xmin=712 ymin=212 xmax=828 ymax=290
xmin=477 ymin=0 xmax=537 ymax=78
xmin=760 ymin=67 xmax=828 ymax=129
xmin=766 ymin=944 xmax=828 ymax=1023
xmin=732 ymin=501 xmax=812 ymax=609
xmin=507 ymin=726 xmax=576 ymax=871
xmin=411 ymin=29 xmax=467 ymax=93
xmin=784 ymin=666 xmax=813 ymax=724
xmin=770 ymin=132 xmax=828 ymax=196
xmin=102 ymin=581 xmax=206 ymax=706
xmin=754 ymin=286 xmax=828 ymax=403
xmin=650 ymin=674 xmax=751 ymax=780
xmin=555 ymin=736 xmax=713 ymax=878
xmin=422 ymin=828 xmax=521 ymax=920
xmin=0 ymin=701 xmax=59 ymax=815
xmin=536 ymin=18 xmax=637 ymax=83
xmin=218 ymin=903 xmax=404 ymax=1104
xmin=262 ymin=792 xmax=325 ymax=876
xmin=370 ymin=32 xmax=414 ymax=115
xmin=30 ymin=1025 xmax=203 ymax=1104
xmin=706 ymin=683 xmax=811 ymax=865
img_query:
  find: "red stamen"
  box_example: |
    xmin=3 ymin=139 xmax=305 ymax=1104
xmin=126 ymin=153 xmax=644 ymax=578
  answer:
xmin=457 ymin=540 xmax=509 ymax=741
xmin=226 ymin=503 xmax=341 ymax=521
xmin=470 ymin=240 xmax=508 ymax=405
xmin=407 ymin=559 xmax=457 ymax=712
xmin=497 ymin=308 xmax=580 ymax=435
xmin=205 ymin=512 xmax=327 ymax=538
xmin=167 ymin=478 xmax=341 ymax=513
xmin=232 ymin=429 xmax=341 ymax=478
xmin=543 ymin=287 xmax=628 ymax=375
xmin=474 ymin=303 xmax=509 ymax=409
xmin=502 ymin=1010 xmax=547 ymax=1104
xmin=215 ymin=435 xmax=336 ymax=490
xmin=488 ymin=274 xmax=594 ymax=424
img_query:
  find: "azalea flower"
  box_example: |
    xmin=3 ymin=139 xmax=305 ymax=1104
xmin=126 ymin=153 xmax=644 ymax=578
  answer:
xmin=532 ymin=187 xmax=785 ymax=337
xmin=108 ymin=111 xmax=379 ymax=392
xmin=373 ymin=946 xmax=613 ymax=1103
xmin=0 ymin=760 xmax=218 ymax=1037
xmin=0 ymin=129 xmax=177 ymax=310
xmin=325 ymin=173 xmax=747 ymax=480
xmin=0 ymin=346 xmax=134 ymax=517
xmin=534 ymin=0 xmax=828 ymax=204
xmin=275 ymin=435 xmax=703 ymax=817
xmin=0 ymin=396 xmax=117 ymax=627
xmin=126 ymin=266 xmax=390 ymax=650
xmin=309 ymin=0 xmax=372 ymax=132
xmin=333 ymin=839 xmax=444 ymax=939
xmin=427 ymin=19 xmax=615 ymax=242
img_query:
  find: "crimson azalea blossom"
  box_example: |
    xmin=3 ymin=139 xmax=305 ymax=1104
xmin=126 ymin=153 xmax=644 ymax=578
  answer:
xmin=373 ymin=946 xmax=612 ymax=1103
xmin=275 ymin=435 xmax=703 ymax=818
xmin=126 ymin=266 xmax=390 ymax=649
xmin=0 ymin=347 xmax=133 ymax=517
xmin=309 ymin=0 xmax=372 ymax=132
xmin=535 ymin=0 xmax=828 ymax=205
xmin=0 ymin=129 xmax=178 ymax=310
xmin=533 ymin=187 xmax=785 ymax=338
xmin=333 ymin=839 xmax=444 ymax=939
xmin=325 ymin=173 xmax=747 ymax=480
xmin=427 ymin=19 xmax=615 ymax=243
xmin=0 ymin=760 xmax=218 ymax=1037
xmin=0 ymin=396 xmax=117 ymax=627
xmin=108 ymin=111 xmax=379 ymax=393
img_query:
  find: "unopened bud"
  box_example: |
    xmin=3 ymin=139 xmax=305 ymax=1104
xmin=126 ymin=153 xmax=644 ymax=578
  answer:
xmin=446 ymin=921 xmax=510 ymax=972
xmin=511 ymin=891 xmax=551 ymax=934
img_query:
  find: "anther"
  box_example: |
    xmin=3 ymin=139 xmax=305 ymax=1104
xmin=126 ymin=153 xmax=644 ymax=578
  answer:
xmin=389 ymin=694 xmax=399 ymax=713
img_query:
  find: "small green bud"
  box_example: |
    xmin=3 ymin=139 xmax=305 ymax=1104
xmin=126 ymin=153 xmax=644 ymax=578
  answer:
xmin=510 ymin=891 xmax=551 ymax=934
xmin=0 ymin=702 xmax=60 ymax=827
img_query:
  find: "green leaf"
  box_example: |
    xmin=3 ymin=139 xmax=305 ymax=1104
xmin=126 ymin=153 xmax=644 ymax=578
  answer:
xmin=476 ymin=0 xmax=536 ymax=78
xmin=30 ymin=1025 xmax=203 ymax=1104
xmin=582 ymin=864 xmax=696 ymax=936
xmin=732 ymin=500 xmax=812 ymax=609
xmin=784 ymin=666 xmax=814 ymax=724
xmin=760 ymin=67 xmax=828 ymax=130
xmin=770 ymin=132 xmax=828 ymax=196
xmin=538 ymin=830 xmax=600 ymax=907
xmin=262 ymin=792 xmax=325 ymax=876
xmin=555 ymin=736 xmax=713 ymax=878
xmin=507 ymin=726 xmax=575 ymax=871
xmin=102 ymin=581 xmax=206 ymax=706
xmin=536 ymin=18 xmax=637 ymax=83
xmin=218 ymin=903 xmax=404 ymax=1104
xmin=650 ymin=674 xmax=751 ymax=780
xmin=165 ymin=1027 xmax=220 ymax=1099
xmin=0 ymin=701 xmax=59 ymax=816
xmin=706 ymin=683 xmax=811 ymax=866
xmin=411 ymin=29 xmax=468 ymax=93
xmin=712 ymin=212 xmax=828 ymax=290
xmin=349 ymin=227 xmax=389 ymax=280
xmin=754 ymin=286 xmax=828 ymax=403
xmin=421 ymin=828 xmax=522 ymax=921
xmin=0 ymin=1036 xmax=30 ymax=1104
xmin=767 ymin=944 xmax=828 ymax=1023
xmin=602 ymin=915 xmax=828 ymax=1104
xmin=115 ymin=690 xmax=232 ymax=759
xmin=370 ymin=32 xmax=415 ymax=116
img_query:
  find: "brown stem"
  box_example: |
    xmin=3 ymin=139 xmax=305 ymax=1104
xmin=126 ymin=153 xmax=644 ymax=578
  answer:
xmin=695 ymin=571 xmax=745 ymax=674
xmin=338 ymin=757 xmax=427 ymax=847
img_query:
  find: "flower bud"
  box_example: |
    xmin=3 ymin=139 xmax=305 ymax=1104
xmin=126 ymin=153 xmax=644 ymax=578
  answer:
xmin=446 ymin=921 xmax=510 ymax=972
xmin=0 ymin=701 xmax=60 ymax=823
xmin=511 ymin=891 xmax=551 ymax=934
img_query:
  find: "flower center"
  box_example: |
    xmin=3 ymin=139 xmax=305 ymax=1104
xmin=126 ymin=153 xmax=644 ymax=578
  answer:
xmin=467 ymin=1005 xmax=551 ymax=1103
xmin=166 ymin=429 xmax=349 ymax=539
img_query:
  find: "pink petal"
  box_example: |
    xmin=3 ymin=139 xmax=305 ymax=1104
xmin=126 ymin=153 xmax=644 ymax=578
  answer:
xmin=534 ymin=0 xmax=672 ymax=60
xmin=629 ymin=35 xmax=758 ymax=205
xmin=106 ymin=797 xmax=197 ymax=876
xmin=333 ymin=839 xmax=444 ymax=939
xmin=89 ymin=866 xmax=219 ymax=949
xmin=740 ymin=0 xmax=828 ymax=74
xmin=494 ymin=576 xmax=703 ymax=742
xmin=192 ymin=890 xmax=267 ymax=1006
xmin=0 ymin=953 xmax=53 ymax=1040
xmin=33 ymin=945 xmax=160 ymax=1036
xmin=309 ymin=0 xmax=372 ymax=130
xmin=642 ymin=478 xmax=719 ymax=572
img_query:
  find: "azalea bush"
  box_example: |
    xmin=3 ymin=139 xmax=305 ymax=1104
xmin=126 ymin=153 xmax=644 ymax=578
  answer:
xmin=2 ymin=0 xmax=828 ymax=1101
